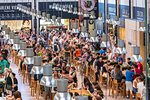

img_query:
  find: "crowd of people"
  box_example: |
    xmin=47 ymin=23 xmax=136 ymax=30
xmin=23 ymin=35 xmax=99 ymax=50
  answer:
xmin=0 ymin=25 xmax=146 ymax=100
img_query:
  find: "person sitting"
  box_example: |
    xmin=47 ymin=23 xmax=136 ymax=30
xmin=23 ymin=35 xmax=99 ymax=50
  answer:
xmin=0 ymin=55 xmax=9 ymax=74
xmin=137 ymin=61 xmax=143 ymax=72
xmin=74 ymin=46 xmax=81 ymax=60
xmin=53 ymin=71 xmax=60 ymax=79
xmin=127 ymin=58 xmax=133 ymax=66
xmin=11 ymin=73 xmax=18 ymax=93
xmin=111 ymin=64 xmax=124 ymax=83
xmin=68 ymin=67 xmax=77 ymax=84
xmin=137 ymin=78 xmax=145 ymax=99
xmin=82 ymin=77 xmax=94 ymax=93
xmin=13 ymin=91 xmax=22 ymax=100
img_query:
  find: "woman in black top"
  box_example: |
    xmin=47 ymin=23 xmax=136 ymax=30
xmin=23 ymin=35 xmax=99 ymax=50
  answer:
xmin=68 ymin=67 xmax=77 ymax=83
xmin=12 ymin=73 xmax=18 ymax=93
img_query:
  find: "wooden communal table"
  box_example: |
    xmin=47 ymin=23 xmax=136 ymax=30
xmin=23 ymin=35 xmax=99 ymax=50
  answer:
xmin=68 ymin=89 xmax=90 ymax=96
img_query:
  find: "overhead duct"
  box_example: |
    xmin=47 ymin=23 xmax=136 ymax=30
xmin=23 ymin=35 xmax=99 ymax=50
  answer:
xmin=40 ymin=64 xmax=56 ymax=87
xmin=30 ymin=56 xmax=43 ymax=74
xmin=12 ymin=36 xmax=20 ymax=51
xmin=114 ymin=39 xmax=127 ymax=54
xmin=17 ymin=42 xmax=26 ymax=57
xmin=90 ymin=29 xmax=98 ymax=43
xmin=24 ymin=48 xmax=34 ymax=64
xmin=100 ymin=34 xmax=110 ymax=48
xmin=54 ymin=79 xmax=71 ymax=100
xmin=131 ymin=46 xmax=143 ymax=62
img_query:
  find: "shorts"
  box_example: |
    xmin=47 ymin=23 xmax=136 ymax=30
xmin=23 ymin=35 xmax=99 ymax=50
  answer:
xmin=125 ymin=81 xmax=133 ymax=91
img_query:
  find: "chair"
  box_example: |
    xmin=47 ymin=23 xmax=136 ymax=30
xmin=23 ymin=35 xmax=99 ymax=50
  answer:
xmin=112 ymin=79 xmax=124 ymax=98
xmin=136 ymin=93 xmax=142 ymax=100
xmin=36 ymin=81 xmax=40 ymax=100
xmin=30 ymin=79 xmax=37 ymax=96
xmin=99 ymin=71 xmax=107 ymax=87
xmin=89 ymin=66 xmax=96 ymax=82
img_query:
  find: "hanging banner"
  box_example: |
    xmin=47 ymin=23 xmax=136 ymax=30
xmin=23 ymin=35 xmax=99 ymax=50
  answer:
xmin=98 ymin=0 xmax=104 ymax=18
xmin=0 ymin=3 xmax=32 ymax=20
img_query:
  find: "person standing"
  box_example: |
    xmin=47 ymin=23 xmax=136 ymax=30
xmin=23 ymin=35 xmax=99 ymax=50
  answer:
xmin=0 ymin=55 xmax=9 ymax=73
xmin=125 ymin=67 xmax=136 ymax=99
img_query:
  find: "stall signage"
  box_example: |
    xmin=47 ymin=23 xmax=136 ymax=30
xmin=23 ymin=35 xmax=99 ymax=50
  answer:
xmin=120 ymin=5 xmax=129 ymax=18
xmin=0 ymin=3 xmax=31 ymax=20
xmin=108 ymin=4 xmax=116 ymax=17
xmin=133 ymin=7 xmax=144 ymax=21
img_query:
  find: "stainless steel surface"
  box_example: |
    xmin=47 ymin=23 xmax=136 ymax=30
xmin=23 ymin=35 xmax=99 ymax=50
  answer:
xmin=133 ymin=46 xmax=140 ymax=55
xmin=17 ymin=50 xmax=26 ymax=57
xmin=8 ymin=39 xmax=14 ymax=44
xmin=14 ymin=36 xmax=20 ymax=44
xmin=30 ymin=65 xmax=43 ymax=74
xmin=131 ymin=55 xmax=143 ymax=62
xmin=75 ymin=96 xmax=88 ymax=100
xmin=101 ymin=41 xmax=110 ymax=48
xmin=57 ymin=79 xmax=68 ymax=92
xmin=24 ymin=57 xmax=34 ymax=65
xmin=26 ymin=48 xmax=33 ymax=57
xmin=40 ymin=76 xmax=56 ymax=87
xmin=118 ymin=39 xmax=125 ymax=48
xmin=114 ymin=47 xmax=127 ymax=54
xmin=43 ymin=64 xmax=52 ymax=76
xmin=34 ymin=56 xmax=42 ymax=66
xmin=20 ymin=42 xmax=26 ymax=50
xmin=12 ymin=44 xmax=20 ymax=51
xmin=54 ymin=92 xmax=71 ymax=100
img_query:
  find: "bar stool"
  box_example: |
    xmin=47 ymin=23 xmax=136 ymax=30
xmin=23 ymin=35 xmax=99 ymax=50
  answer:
xmin=99 ymin=71 xmax=107 ymax=87
xmin=136 ymin=93 xmax=142 ymax=100
xmin=36 ymin=81 xmax=41 ymax=100
xmin=30 ymin=79 xmax=37 ymax=96
xmin=112 ymin=79 xmax=124 ymax=98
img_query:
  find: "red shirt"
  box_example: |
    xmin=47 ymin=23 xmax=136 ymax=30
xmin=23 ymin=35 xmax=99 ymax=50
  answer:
xmin=138 ymin=63 xmax=143 ymax=72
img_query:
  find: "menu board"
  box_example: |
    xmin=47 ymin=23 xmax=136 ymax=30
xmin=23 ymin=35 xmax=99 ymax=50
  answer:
xmin=0 ymin=2 xmax=31 ymax=20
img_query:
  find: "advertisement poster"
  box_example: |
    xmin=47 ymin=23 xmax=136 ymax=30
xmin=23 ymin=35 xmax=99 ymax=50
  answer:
xmin=0 ymin=3 xmax=31 ymax=20
xmin=1 ymin=20 xmax=31 ymax=31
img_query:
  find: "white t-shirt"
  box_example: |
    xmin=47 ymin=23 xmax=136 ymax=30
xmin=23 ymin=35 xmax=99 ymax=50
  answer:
xmin=137 ymin=82 xmax=144 ymax=96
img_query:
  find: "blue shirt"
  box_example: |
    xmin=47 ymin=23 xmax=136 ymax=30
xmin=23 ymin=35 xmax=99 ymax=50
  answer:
xmin=125 ymin=71 xmax=134 ymax=81
xmin=116 ymin=56 xmax=123 ymax=64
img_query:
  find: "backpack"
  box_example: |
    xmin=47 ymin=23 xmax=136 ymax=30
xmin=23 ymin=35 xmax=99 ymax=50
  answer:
xmin=54 ymin=44 xmax=58 ymax=52
xmin=6 ymin=74 xmax=12 ymax=90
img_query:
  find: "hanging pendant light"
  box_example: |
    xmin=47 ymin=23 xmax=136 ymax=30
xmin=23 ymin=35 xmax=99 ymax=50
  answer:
xmin=46 ymin=14 xmax=51 ymax=22
xmin=100 ymin=34 xmax=110 ymax=48
xmin=139 ymin=22 xmax=145 ymax=32
xmin=26 ymin=8 xmax=31 ymax=15
xmin=68 ymin=6 xmax=73 ymax=13
xmin=90 ymin=29 xmax=98 ymax=43
xmin=63 ymin=5 xmax=68 ymax=12
xmin=73 ymin=7 xmax=78 ymax=15
xmin=30 ymin=56 xmax=43 ymax=74
xmin=17 ymin=42 xmax=26 ymax=57
xmin=24 ymin=48 xmax=34 ymax=64
xmin=42 ymin=12 xmax=46 ymax=20
xmin=52 ymin=3 xmax=55 ymax=9
xmin=40 ymin=64 xmax=56 ymax=87
xmin=106 ymin=15 xmax=111 ymax=24
xmin=78 ymin=8 xmax=83 ymax=15
xmin=37 ymin=11 xmax=41 ymax=18
xmin=54 ymin=79 xmax=71 ymax=100
xmin=58 ymin=5 xmax=62 ymax=11
xmin=3 ymin=27 xmax=10 ymax=40
xmin=57 ymin=17 xmax=62 ymax=26
xmin=90 ymin=11 xmax=96 ymax=19
xmin=75 ymin=96 xmax=88 ymax=100
xmin=83 ymin=10 xmax=89 ymax=18
xmin=12 ymin=36 xmax=20 ymax=51
xmin=114 ymin=39 xmax=127 ymax=54
xmin=55 ymin=4 xmax=59 ymax=10
xmin=98 ymin=13 xmax=103 ymax=20
xmin=131 ymin=46 xmax=143 ymax=62
xmin=72 ymin=23 xmax=79 ymax=34
xmin=8 ymin=32 xmax=14 ymax=44
xmin=80 ymin=26 xmax=86 ymax=38
xmin=33 ymin=9 xmax=37 ymax=16
xmin=52 ymin=16 xmax=57 ymax=25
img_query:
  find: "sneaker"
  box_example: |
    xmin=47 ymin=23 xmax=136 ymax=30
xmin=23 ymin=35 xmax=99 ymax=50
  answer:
xmin=132 ymin=96 xmax=135 ymax=99
xmin=126 ymin=96 xmax=130 ymax=99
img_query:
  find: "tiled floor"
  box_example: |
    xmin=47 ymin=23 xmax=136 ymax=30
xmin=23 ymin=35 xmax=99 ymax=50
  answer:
xmin=10 ymin=61 xmax=128 ymax=100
